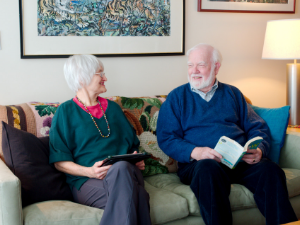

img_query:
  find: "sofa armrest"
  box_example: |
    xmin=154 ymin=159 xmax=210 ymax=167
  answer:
xmin=279 ymin=131 xmax=300 ymax=170
xmin=0 ymin=159 xmax=22 ymax=225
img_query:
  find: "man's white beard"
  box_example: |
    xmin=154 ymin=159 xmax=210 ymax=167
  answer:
xmin=188 ymin=67 xmax=215 ymax=91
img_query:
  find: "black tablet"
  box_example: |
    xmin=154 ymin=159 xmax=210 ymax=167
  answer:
xmin=101 ymin=152 xmax=151 ymax=167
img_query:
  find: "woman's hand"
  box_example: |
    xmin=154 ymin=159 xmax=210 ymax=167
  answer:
xmin=89 ymin=161 xmax=112 ymax=180
xmin=133 ymin=151 xmax=146 ymax=170
xmin=54 ymin=161 xmax=111 ymax=180
xmin=242 ymin=148 xmax=262 ymax=165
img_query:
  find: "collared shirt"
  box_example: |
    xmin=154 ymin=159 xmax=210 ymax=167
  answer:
xmin=191 ymin=79 xmax=219 ymax=102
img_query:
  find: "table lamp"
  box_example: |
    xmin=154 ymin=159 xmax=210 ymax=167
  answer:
xmin=262 ymin=19 xmax=300 ymax=125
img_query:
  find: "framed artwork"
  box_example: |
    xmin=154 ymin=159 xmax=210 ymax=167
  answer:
xmin=198 ymin=0 xmax=295 ymax=13
xmin=19 ymin=0 xmax=185 ymax=59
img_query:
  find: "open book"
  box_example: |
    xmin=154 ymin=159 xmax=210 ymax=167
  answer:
xmin=214 ymin=136 xmax=263 ymax=169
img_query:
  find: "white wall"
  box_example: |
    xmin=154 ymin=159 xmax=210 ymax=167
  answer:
xmin=0 ymin=0 xmax=299 ymax=107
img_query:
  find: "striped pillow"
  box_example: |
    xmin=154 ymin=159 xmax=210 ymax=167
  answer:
xmin=0 ymin=102 xmax=59 ymax=162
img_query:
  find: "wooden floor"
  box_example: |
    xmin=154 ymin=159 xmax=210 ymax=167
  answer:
xmin=283 ymin=220 xmax=300 ymax=225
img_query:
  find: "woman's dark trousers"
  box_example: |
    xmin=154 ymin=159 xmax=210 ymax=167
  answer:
xmin=72 ymin=161 xmax=151 ymax=225
xmin=177 ymin=158 xmax=297 ymax=225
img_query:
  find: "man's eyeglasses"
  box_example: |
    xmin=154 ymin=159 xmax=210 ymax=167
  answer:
xmin=95 ymin=72 xmax=105 ymax=78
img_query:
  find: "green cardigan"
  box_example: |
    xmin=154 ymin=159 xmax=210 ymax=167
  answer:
xmin=49 ymin=99 xmax=140 ymax=190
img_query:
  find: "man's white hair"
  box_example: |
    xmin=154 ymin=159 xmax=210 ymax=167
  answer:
xmin=64 ymin=55 xmax=104 ymax=93
xmin=186 ymin=43 xmax=223 ymax=65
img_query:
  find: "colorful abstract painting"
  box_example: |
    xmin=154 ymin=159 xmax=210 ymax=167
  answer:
xmin=37 ymin=0 xmax=171 ymax=36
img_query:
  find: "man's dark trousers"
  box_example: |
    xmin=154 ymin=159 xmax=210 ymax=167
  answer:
xmin=177 ymin=158 xmax=297 ymax=225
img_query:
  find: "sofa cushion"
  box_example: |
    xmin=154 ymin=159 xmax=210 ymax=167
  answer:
xmin=144 ymin=180 xmax=189 ymax=224
xmin=23 ymin=182 xmax=189 ymax=225
xmin=1 ymin=122 xmax=73 ymax=207
xmin=249 ymin=105 xmax=290 ymax=163
xmin=145 ymin=169 xmax=300 ymax=216
xmin=283 ymin=168 xmax=300 ymax=198
xmin=279 ymin=132 xmax=300 ymax=171
xmin=23 ymin=200 xmax=103 ymax=225
xmin=145 ymin=173 xmax=200 ymax=216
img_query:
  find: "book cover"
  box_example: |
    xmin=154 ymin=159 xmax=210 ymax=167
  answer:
xmin=214 ymin=136 xmax=263 ymax=169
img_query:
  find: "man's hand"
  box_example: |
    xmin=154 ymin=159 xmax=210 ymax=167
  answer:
xmin=242 ymin=148 xmax=262 ymax=164
xmin=89 ymin=161 xmax=112 ymax=180
xmin=191 ymin=147 xmax=223 ymax=162
xmin=133 ymin=151 xmax=145 ymax=170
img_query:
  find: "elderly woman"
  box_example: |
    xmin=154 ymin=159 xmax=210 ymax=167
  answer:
xmin=49 ymin=55 xmax=151 ymax=225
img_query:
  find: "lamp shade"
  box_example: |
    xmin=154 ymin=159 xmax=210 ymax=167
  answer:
xmin=262 ymin=19 xmax=300 ymax=60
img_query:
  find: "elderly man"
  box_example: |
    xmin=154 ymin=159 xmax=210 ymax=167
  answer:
xmin=157 ymin=43 xmax=297 ymax=225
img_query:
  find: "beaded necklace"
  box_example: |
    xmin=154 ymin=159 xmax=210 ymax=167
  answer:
xmin=76 ymin=96 xmax=110 ymax=138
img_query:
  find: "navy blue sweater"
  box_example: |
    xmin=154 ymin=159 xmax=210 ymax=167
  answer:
xmin=157 ymin=82 xmax=271 ymax=164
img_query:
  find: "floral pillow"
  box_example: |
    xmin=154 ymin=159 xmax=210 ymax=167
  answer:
xmin=27 ymin=102 xmax=59 ymax=137
xmin=108 ymin=96 xmax=178 ymax=175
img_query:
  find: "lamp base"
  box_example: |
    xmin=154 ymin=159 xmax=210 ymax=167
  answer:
xmin=287 ymin=63 xmax=300 ymax=125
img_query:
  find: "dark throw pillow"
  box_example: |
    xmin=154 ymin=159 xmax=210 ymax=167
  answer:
xmin=1 ymin=121 xmax=73 ymax=207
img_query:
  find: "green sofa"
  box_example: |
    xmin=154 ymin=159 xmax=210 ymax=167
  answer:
xmin=0 ymin=96 xmax=299 ymax=225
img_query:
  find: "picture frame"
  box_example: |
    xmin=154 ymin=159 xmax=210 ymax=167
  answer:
xmin=19 ymin=0 xmax=185 ymax=59
xmin=198 ymin=0 xmax=295 ymax=13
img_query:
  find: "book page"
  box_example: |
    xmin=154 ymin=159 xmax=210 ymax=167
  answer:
xmin=244 ymin=137 xmax=263 ymax=151
xmin=214 ymin=136 xmax=244 ymax=169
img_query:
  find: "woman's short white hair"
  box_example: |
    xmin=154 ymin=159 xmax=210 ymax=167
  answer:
xmin=186 ymin=43 xmax=223 ymax=65
xmin=64 ymin=54 xmax=104 ymax=92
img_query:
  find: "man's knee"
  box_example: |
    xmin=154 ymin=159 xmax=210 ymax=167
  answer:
xmin=190 ymin=160 xmax=231 ymax=197
xmin=258 ymin=159 xmax=286 ymax=180
xmin=194 ymin=159 xmax=224 ymax=176
xmin=190 ymin=159 xmax=229 ymax=187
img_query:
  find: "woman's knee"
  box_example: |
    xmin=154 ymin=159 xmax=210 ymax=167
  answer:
xmin=112 ymin=161 xmax=133 ymax=170
xmin=108 ymin=161 xmax=136 ymax=175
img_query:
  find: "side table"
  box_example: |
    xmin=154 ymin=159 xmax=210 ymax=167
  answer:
xmin=287 ymin=127 xmax=300 ymax=134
